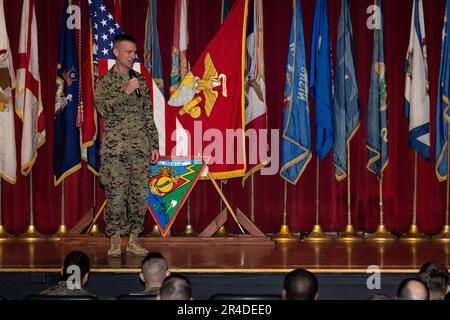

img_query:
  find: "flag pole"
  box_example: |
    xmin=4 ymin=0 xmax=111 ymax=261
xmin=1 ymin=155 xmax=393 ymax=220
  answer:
xmin=18 ymin=171 xmax=45 ymax=240
xmin=401 ymin=151 xmax=428 ymax=240
xmin=215 ymin=180 xmax=228 ymax=236
xmin=0 ymin=180 xmax=13 ymax=240
xmin=272 ymin=180 xmax=299 ymax=242
xmin=50 ymin=181 xmax=67 ymax=240
xmin=434 ymin=122 xmax=450 ymax=240
xmin=88 ymin=174 xmax=102 ymax=235
xmin=181 ymin=198 xmax=196 ymax=236
xmin=368 ymin=177 xmax=396 ymax=240
xmin=304 ymin=158 xmax=332 ymax=241
xmin=338 ymin=141 xmax=363 ymax=240
xmin=250 ymin=174 xmax=255 ymax=222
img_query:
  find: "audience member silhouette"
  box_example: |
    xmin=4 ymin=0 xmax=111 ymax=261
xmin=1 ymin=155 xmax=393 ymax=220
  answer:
xmin=39 ymin=250 xmax=96 ymax=297
xmin=157 ymin=274 xmax=192 ymax=300
xmin=133 ymin=252 xmax=170 ymax=295
xmin=282 ymin=268 xmax=319 ymax=300
xmin=397 ymin=278 xmax=429 ymax=300
xmin=418 ymin=261 xmax=449 ymax=300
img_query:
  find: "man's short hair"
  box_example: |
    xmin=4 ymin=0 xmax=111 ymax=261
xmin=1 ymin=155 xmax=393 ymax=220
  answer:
xmin=141 ymin=252 xmax=168 ymax=283
xmin=113 ymin=33 xmax=136 ymax=48
xmin=418 ymin=261 xmax=449 ymax=295
xmin=61 ymin=250 xmax=90 ymax=281
xmin=283 ymin=268 xmax=318 ymax=300
xmin=397 ymin=278 xmax=429 ymax=300
xmin=159 ymin=274 xmax=192 ymax=300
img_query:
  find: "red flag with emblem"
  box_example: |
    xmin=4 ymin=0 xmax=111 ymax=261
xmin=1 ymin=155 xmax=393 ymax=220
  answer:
xmin=167 ymin=0 xmax=248 ymax=179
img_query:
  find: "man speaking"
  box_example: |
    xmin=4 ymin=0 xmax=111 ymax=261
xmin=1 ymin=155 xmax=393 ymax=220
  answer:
xmin=94 ymin=34 xmax=160 ymax=257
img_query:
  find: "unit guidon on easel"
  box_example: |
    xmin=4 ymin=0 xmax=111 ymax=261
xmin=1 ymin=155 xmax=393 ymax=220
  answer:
xmin=148 ymin=156 xmax=206 ymax=237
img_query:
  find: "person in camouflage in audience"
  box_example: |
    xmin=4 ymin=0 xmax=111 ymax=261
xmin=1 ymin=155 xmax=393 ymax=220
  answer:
xmin=39 ymin=251 xmax=97 ymax=297
xmin=135 ymin=252 xmax=170 ymax=295
xmin=94 ymin=34 xmax=160 ymax=257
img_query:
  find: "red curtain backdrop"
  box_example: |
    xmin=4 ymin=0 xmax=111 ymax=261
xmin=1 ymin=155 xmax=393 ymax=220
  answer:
xmin=1 ymin=0 xmax=447 ymax=235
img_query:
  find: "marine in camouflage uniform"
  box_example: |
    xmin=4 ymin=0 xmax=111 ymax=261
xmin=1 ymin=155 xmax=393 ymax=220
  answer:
xmin=94 ymin=64 xmax=159 ymax=256
xmin=39 ymin=281 xmax=97 ymax=298
xmin=129 ymin=286 xmax=160 ymax=297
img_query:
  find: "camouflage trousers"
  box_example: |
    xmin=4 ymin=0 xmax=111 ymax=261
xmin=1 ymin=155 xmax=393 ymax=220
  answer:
xmin=100 ymin=154 xmax=149 ymax=237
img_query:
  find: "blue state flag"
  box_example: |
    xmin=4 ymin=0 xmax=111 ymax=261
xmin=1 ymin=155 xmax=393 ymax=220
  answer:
xmin=309 ymin=0 xmax=333 ymax=160
xmin=367 ymin=0 xmax=388 ymax=178
xmin=435 ymin=0 xmax=450 ymax=181
xmin=145 ymin=0 xmax=164 ymax=94
xmin=53 ymin=0 xmax=81 ymax=185
xmin=333 ymin=0 xmax=360 ymax=181
xmin=280 ymin=0 xmax=312 ymax=185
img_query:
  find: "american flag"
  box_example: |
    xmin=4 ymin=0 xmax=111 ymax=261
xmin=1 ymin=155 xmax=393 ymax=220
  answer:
xmin=88 ymin=0 xmax=178 ymax=156
xmin=89 ymin=0 xmax=137 ymax=77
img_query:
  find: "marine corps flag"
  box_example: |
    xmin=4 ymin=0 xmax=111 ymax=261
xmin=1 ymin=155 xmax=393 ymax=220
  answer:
xmin=54 ymin=0 xmax=82 ymax=185
xmin=168 ymin=0 xmax=248 ymax=179
xmin=0 ymin=0 xmax=16 ymax=184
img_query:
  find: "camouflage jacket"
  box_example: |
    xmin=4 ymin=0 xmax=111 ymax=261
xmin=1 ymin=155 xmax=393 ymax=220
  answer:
xmin=132 ymin=286 xmax=160 ymax=296
xmin=94 ymin=66 xmax=159 ymax=159
xmin=39 ymin=281 xmax=97 ymax=297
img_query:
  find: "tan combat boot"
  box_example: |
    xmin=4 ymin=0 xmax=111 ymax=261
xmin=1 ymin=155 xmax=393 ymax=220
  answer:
xmin=126 ymin=233 xmax=148 ymax=256
xmin=107 ymin=234 xmax=121 ymax=257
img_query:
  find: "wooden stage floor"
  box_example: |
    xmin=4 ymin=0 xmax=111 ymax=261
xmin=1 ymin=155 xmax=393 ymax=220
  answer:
xmin=0 ymin=235 xmax=449 ymax=274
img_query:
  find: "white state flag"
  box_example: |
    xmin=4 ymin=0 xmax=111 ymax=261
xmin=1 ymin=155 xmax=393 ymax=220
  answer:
xmin=15 ymin=0 xmax=46 ymax=175
xmin=404 ymin=0 xmax=430 ymax=159
xmin=0 ymin=0 xmax=17 ymax=184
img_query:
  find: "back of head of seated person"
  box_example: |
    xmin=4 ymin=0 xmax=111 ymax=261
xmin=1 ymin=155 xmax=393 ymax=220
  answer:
xmin=397 ymin=278 xmax=429 ymax=300
xmin=282 ymin=268 xmax=319 ymax=300
xmin=368 ymin=293 xmax=396 ymax=300
xmin=157 ymin=274 xmax=192 ymax=300
xmin=38 ymin=250 xmax=96 ymax=297
xmin=418 ymin=261 xmax=449 ymax=300
xmin=137 ymin=252 xmax=170 ymax=295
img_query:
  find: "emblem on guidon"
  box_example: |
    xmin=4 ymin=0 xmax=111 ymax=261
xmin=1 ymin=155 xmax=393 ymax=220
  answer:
xmin=168 ymin=52 xmax=227 ymax=119
xmin=148 ymin=156 xmax=206 ymax=236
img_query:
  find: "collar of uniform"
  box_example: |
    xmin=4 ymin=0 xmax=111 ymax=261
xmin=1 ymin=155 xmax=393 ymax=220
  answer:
xmin=111 ymin=64 xmax=130 ymax=80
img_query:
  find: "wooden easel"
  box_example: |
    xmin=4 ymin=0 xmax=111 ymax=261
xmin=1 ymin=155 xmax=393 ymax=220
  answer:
xmin=67 ymin=171 xmax=268 ymax=242
xmin=198 ymin=172 xmax=266 ymax=238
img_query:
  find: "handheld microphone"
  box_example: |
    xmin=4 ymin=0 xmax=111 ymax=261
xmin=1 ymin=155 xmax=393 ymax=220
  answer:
xmin=128 ymin=69 xmax=141 ymax=98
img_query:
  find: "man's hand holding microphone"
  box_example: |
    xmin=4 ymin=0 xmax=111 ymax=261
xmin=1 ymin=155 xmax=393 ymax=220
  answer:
xmin=125 ymin=70 xmax=141 ymax=97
